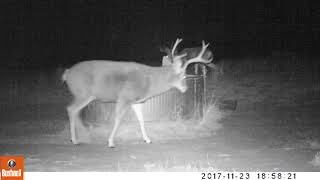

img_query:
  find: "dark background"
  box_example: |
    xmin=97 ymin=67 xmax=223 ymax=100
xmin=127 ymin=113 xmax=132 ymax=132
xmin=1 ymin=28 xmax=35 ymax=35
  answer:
xmin=0 ymin=0 xmax=319 ymax=68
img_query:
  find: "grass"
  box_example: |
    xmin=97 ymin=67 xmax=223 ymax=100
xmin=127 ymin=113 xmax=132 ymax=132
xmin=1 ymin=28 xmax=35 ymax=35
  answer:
xmin=114 ymin=154 xmax=222 ymax=171
xmin=310 ymin=152 xmax=320 ymax=167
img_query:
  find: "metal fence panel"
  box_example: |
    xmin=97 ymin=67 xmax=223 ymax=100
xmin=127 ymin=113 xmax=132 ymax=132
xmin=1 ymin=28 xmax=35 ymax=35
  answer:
xmin=82 ymin=75 xmax=205 ymax=126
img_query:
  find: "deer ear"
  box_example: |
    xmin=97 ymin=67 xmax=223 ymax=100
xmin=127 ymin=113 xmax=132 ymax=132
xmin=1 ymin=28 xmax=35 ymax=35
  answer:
xmin=207 ymin=63 xmax=217 ymax=69
xmin=159 ymin=45 xmax=170 ymax=54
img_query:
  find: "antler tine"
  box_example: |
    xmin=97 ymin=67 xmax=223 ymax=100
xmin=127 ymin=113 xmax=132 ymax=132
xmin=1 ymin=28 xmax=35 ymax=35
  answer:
xmin=173 ymin=53 xmax=187 ymax=63
xmin=182 ymin=40 xmax=213 ymax=71
xmin=171 ymin=38 xmax=183 ymax=58
xmin=200 ymin=40 xmax=209 ymax=56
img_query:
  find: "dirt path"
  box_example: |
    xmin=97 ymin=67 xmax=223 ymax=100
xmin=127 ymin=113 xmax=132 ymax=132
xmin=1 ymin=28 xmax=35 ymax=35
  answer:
xmin=0 ymin=138 xmax=317 ymax=171
xmin=0 ymin=133 xmax=318 ymax=171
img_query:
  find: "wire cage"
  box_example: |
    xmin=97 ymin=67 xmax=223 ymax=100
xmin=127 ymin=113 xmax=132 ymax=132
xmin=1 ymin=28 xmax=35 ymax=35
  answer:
xmin=81 ymin=73 xmax=207 ymax=126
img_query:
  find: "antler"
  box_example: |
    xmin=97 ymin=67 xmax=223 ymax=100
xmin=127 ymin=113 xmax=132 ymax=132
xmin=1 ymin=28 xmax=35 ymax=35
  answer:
xmin=171 ymin=38 xmax=187 ymax=72
xmin=181 ymin=40 xmax=213 ymax=71
xmin=171 ymin=38 xmax=183 ymax=58
xmin=173 ymin=52 xmax=187 ymax=63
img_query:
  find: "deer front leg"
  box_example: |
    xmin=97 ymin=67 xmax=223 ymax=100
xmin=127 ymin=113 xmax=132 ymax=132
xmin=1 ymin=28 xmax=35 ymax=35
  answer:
xmin=132 ymin=103 xmax=151 ymax=144
xmin=108 ymin=102 xmax=129 ymax=148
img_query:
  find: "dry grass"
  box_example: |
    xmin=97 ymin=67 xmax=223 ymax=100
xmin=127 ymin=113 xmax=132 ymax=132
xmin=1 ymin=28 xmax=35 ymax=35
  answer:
xmin=308 ymin=140 xmax=320 ymax=150
xmin=114 ymin=154 xmax=222 ymax=172
xmin=310 ymin=152 xmax=320 ymax=167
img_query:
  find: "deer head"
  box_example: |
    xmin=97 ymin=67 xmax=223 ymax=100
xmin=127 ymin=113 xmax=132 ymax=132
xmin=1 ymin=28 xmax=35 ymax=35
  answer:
xmin=160 ymin=38 xmax=183 ymax=65
xmin=161 ymin=39 xmax=216 ymax=71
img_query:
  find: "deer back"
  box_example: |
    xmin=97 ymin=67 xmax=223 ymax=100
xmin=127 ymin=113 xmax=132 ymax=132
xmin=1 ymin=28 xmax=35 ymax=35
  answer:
xmin=64 ymin=60 xmax=186 ymax=103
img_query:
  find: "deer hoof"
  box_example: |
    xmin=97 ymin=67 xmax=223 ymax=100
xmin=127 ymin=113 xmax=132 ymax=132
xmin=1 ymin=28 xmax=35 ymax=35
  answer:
xmin=70 ymin=139 xmax=79 ymax=145
xmin=108 ymin=141 xmax=115 ymax=148
xmin=144 ymin=138 xmax=152 ymax=144
xmin=108 ymin=144 xmax=115 ymax=148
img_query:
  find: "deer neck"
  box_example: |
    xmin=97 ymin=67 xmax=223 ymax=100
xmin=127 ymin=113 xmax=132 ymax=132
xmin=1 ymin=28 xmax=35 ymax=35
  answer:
xmin=146 ymin=66 xmax=178 ymax=97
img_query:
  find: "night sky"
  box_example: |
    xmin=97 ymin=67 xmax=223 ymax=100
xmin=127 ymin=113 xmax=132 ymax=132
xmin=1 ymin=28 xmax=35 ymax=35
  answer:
xmin=0 ymin=0 xmax=319 ymax=69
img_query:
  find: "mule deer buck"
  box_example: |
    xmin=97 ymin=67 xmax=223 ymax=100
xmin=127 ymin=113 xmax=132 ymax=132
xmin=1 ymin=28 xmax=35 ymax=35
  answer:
xmin=160 ymin=39 xmax=216 ymax=74
xmin=63 ymin=39 xmax=213 ymax=148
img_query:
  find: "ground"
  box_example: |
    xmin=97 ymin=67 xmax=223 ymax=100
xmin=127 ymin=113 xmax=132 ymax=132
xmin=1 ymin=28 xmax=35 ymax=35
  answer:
xmin=0 ymin=55 xmax=320 ymax=171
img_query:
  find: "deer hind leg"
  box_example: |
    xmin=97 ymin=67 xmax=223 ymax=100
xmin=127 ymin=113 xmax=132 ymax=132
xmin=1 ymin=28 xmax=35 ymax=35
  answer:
xmin=67 ymin=96 xmax=95 ymax=144
xmin=132 ymin=103 xmax=151 ymax=144
xmin=108 ymin=102 xmax=130 ymax=148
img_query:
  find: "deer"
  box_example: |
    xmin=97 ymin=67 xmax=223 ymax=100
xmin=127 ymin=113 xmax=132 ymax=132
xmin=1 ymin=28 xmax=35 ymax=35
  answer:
xmin=62 ymin=39 xmax=213 ymax=148
xmin=160 ymin=39 xmax=216 ymax=74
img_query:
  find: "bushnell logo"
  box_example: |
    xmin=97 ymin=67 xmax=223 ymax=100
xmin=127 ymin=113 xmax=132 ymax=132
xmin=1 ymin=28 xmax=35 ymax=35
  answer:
xmin=0 ymin=156 xmax=24 ymax=180
xmin=7 ymin=160 xmax=16 ymax=168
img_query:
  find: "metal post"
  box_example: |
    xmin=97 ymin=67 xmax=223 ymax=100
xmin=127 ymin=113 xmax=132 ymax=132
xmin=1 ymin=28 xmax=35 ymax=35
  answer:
xmin=202 ymin=65 xmax=207 ymax=119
